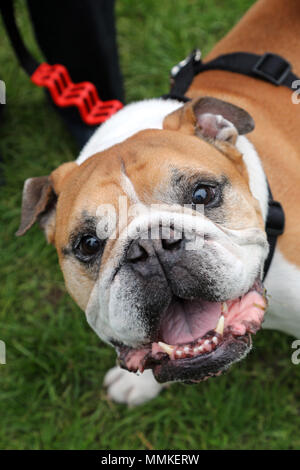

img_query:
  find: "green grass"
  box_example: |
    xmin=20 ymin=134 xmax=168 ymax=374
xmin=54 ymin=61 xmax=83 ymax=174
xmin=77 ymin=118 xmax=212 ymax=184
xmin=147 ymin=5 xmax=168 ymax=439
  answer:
xmin=0 ymin=0 xmax=300 ymax=450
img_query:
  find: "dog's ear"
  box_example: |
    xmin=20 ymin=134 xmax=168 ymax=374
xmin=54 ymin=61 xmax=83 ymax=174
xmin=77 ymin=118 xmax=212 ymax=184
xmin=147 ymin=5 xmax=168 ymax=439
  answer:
xmin=16 ymin=161 xmax=77 ymax=243
xmin=163 ymin=96 xmax=255 ymax=145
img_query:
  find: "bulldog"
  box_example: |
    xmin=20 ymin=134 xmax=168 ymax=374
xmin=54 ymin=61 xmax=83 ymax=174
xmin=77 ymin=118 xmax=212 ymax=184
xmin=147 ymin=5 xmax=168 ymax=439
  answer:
xmin=17 ymin=0 xmax=300 ymax=405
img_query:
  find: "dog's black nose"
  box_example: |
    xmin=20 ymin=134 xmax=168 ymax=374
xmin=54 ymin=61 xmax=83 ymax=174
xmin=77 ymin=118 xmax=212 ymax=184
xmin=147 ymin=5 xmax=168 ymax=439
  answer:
xmin=126 ymin=240 xmax=149 ymax=263
xmin=161 ymin=232 xmax=183 ymax=251
xmin=126 ymin=230 xmax=184 ymax=264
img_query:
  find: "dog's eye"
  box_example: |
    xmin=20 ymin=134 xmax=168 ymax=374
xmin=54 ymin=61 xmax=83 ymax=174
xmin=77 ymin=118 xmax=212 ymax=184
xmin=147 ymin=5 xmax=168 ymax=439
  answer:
xmin=77 ymin=234 xmax=102 ymax=258
xmin=192 ymin=185 xmax=216 ymax=205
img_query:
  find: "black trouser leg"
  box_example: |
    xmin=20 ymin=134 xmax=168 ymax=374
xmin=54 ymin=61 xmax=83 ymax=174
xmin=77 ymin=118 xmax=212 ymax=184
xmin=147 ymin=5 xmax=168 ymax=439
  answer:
xmin=26 ymin=0 xmax=124 ymax=147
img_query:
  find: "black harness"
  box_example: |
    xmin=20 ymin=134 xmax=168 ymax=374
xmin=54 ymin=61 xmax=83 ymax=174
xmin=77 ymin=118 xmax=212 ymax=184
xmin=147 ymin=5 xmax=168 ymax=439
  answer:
xmin=163 ymin=49 xmax=294 ymax=280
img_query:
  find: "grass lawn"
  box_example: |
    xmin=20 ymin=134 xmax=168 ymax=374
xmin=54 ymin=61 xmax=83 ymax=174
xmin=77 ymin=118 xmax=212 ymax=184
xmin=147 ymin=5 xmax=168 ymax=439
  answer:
xmin=1 ymin=0 xmax=300 ymax=450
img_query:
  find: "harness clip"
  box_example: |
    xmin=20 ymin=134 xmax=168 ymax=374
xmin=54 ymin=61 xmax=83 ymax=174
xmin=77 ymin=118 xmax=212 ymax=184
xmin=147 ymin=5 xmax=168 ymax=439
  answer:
xmin=170 ymin=49 xmax=202 ymax=78
xmin=252 ymin=53 xmax=291 ymax=86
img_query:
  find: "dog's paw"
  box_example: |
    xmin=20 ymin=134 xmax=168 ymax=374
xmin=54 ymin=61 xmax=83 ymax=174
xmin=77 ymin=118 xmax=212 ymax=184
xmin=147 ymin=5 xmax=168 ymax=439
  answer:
xmin=103 ymin=366 xmax=163 ymax=406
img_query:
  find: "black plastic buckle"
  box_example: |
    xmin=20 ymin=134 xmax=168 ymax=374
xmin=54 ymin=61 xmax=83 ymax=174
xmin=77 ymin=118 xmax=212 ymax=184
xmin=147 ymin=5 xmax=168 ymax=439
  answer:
xmin=253 ymin=53 xmax=291 ymax=85
xmin=265 ymin=200 xmax=285 ymax=237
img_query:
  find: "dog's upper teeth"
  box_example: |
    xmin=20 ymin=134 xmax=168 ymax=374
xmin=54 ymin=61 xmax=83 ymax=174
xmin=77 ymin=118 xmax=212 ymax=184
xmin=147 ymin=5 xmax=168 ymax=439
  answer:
xmin=158 ymin=341 xmax=174 ymax=356
xmin=215 ymin=315 xmax=225 ymax=335
xmin=221 ymin=302 xmax=228 ymax=314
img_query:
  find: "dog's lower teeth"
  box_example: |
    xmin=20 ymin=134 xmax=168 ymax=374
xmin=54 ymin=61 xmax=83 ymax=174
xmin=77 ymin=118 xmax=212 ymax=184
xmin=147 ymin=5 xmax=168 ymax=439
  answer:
xmin=158 ymin=341 xmax=174 ymax=356
xmin=160 ymin=332 xmax=221 ymax=360
xmin=203 ymin=342 xmax=212 ymax=352
xmin=158 ymin=316 xmax=227 ymax=359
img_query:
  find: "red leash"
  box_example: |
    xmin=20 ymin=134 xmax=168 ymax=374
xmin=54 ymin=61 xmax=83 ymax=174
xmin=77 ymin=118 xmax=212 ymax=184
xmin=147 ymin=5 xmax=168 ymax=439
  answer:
xmin=31 ymin=63 xmax=123 ymax=125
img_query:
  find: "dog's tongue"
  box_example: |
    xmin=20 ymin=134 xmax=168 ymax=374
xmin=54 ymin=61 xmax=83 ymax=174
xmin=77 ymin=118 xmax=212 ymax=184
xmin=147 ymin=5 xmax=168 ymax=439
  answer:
xmin=159 ymin=298 xmax=221 ymax=345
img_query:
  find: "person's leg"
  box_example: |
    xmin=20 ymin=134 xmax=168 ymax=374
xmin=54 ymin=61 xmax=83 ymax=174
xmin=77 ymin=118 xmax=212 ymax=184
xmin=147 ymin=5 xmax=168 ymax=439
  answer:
xmin=26 ymin=0 xmax=124 ymax=147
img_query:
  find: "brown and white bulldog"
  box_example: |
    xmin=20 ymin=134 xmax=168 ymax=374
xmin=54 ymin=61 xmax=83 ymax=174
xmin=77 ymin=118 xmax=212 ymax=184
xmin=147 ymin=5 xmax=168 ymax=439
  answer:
xmin=17 ymin=0 xmax=300 ymax=405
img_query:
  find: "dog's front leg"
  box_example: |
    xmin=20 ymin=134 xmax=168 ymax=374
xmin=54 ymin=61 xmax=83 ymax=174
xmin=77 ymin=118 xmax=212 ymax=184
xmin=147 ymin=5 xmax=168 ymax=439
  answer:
xmin=103 ymin=367 xmax=164 ymax=406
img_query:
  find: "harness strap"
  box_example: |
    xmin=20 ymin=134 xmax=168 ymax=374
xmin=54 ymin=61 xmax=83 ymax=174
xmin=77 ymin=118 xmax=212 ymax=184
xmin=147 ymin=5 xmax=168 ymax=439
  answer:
xmin=166 ymin=49 xmax=291 ymax=280
xmin=264 ymin=186 xmax=285 ymax=278
xmin=169 ymin=49 xmax=298 ymax=97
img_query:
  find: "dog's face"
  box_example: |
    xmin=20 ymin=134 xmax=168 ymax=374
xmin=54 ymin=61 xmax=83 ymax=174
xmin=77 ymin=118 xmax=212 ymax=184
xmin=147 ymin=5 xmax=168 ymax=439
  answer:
xmin=17 ymin=97 xmax=268 ymax=383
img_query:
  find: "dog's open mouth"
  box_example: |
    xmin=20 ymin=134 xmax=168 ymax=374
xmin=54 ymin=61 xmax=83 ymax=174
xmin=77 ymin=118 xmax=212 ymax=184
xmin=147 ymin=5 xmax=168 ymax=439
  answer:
xmin=116 ymin=279 xmax=267 ymax=383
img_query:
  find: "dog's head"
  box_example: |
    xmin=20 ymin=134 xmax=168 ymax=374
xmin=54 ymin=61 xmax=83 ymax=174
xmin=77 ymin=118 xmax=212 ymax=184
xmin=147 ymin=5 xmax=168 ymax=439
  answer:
xmin=17 ymin=97 xmax=269 ymax=383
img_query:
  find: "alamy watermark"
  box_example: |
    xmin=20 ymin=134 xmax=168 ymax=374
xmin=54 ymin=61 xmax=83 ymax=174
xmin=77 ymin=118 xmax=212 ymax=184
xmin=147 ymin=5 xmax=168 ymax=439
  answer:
xmin=0 ymin=80 xmax=6 ymax=104
xmin=291 ymin=80 xmax=300 ymax=104
xmin=0 ymin=340 xmax=6 ymax=365
xmin=291 ymin=339 xmax=300 ymax=365
xmin=95 ymin=198 xmax=206 ymax=250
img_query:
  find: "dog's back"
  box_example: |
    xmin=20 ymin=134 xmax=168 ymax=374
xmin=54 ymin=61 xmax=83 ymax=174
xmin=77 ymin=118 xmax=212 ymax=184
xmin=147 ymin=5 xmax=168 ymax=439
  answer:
xmin=206 ymin=0 xmax=300 ymax=74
